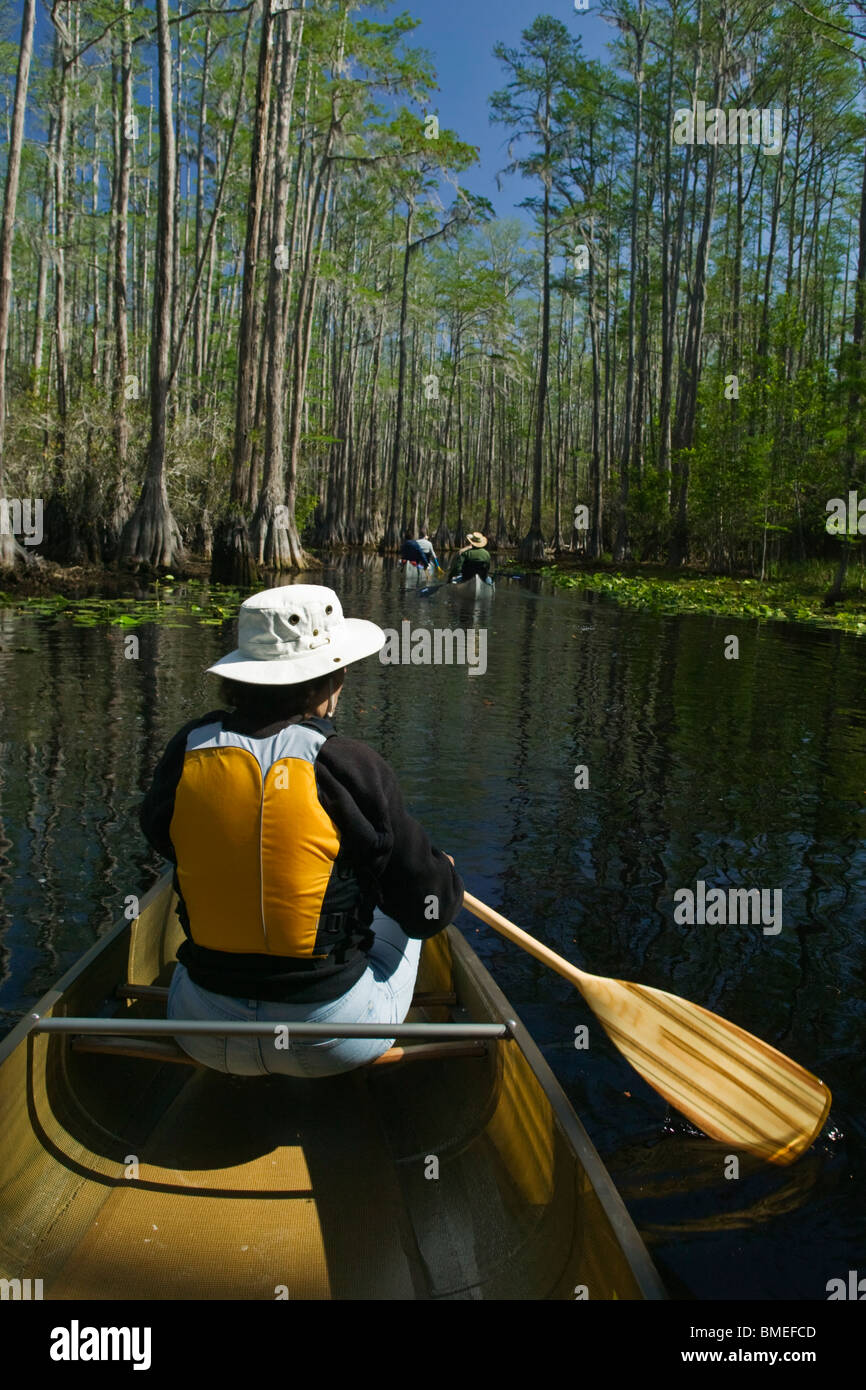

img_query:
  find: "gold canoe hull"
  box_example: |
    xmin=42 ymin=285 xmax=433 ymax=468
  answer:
xmin=0 ymin=876 xmax=665 ymax=1300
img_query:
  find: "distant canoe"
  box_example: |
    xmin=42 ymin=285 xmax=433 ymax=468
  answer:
xmin=0 ymin=874 xmax=665 ymax=1300
xmin=401 ymin=562 xmax=433 ymax=588
xmin=449 ymin=573 xmax=495 ymax=599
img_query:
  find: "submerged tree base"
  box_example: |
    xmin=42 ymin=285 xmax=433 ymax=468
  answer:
xmin=40 ymin=494 xmax=104 ymax=566
xmin=120 ymin=476 xmax=184 ymax=570
xmin=518 ymin=527 xmax=546 ymax=564
xmin=211 ymin=513 xmax=259 ymax=586
xmin=252 ymin=495 xmax=311 ymax=572
xmin=0 ymin=526 xmax=29 ymax=572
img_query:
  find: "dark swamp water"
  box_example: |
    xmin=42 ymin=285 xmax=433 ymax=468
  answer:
xmin=0 ymin=555 xmax=864 ymax=1300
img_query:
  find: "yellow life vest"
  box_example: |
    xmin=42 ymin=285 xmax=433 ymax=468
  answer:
xmin=169 ymin=720 xmax=345 ymax=957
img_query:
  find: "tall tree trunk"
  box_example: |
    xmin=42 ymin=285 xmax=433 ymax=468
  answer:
xmin=31 ymin=143 xmax=52 ymax=392
xmin=432 ymin=327 xmax=459 ymax=550
xmin=385 ymin=203 xmax=414 ymax=549
xmin=587 ymin=216 xmax=603 ymax=559
xmin=120 ymin=0 xmax=183 ymax=570
xmin=657 ymin=2 xmax=678 ymax=512
xmin=668 ymin=2 xmax=723 ymax=567
xmin=359 ymin=299 xmax=386 ymax=546
xmin=108 ymin=0 xmax=133 ymax=555
xmin=825 ymin=132 xmax=866 ymax=604
xmin=613 ymin=0 xmax=646 ymax=563
xmin=661 ymin=0 xmax=698 ymax=525
xmin=90 ymin=113 xmax=101 ymax=387
xmin=520 ymin=110 xmax=551 ymax=565
xmin=192 ymin=23 xmax=211 ymax=410
xmin=0 ymin=0 xmax=36 ymax=570
xmin=756 ymin=136 xmax=785 ymax=364
xmin=41 ymin=14 xmax=72 ymax=560
xmin=282 ymin=126 xmax=336 ymax=567
xmin=228 ymin=0 xmax=273 ymax=513
xmin=252 ymin=8 xmax=307 ymax=571
xmin=171 ymin=0 xmax=184 ymax=377
xmin=483 ymin=362 xmax=495 ymax=537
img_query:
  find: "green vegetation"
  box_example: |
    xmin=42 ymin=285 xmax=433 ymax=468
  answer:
xmin=0 ymin=580 xmax=250 ymax=629
xmin=541 ymin=564 xmax=866 ymax=634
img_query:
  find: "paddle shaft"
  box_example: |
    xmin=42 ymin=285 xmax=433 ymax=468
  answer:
xmin=462 ymin=891 xmax=587 ymax=991
xmin=460 ymin=890 xmax=831 ymax=1164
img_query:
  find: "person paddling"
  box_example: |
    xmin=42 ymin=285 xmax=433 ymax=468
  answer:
xmin=399 ymin=531 xmax=429 ymax=570
xmin=450 ymin=531 xmax=492 ymax=583
xmin=416 ymin=530 xmax=439 ymax=572
xmin=139 ymin=585 xmax=463 ymax=1077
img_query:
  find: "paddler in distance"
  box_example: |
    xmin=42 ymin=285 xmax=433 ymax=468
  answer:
xmin=449 ymin=530 xmax=492 ymax=584
xmin=416 ymin=529 xmax=440 ymax=572
xmin=399 ymin=530 xmax=430 ymax=574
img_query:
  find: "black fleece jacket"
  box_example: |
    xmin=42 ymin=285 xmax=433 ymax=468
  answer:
xmin=139 ymin=710 xmax=464 ymax=1003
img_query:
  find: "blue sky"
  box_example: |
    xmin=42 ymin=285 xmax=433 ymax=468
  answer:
xmin=10 ymin=0 xmax=624 ymax=226
xmin=382 ymin=0 xmax=620 ymax=219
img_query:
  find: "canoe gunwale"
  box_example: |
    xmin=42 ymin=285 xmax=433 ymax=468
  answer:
xmin=0 ymin=872 xmax=172 ymax=1068
xmin=447 ymin=574 xmax=495 ymax=597
xmin=444 ymin=926 xmax=668 ymax=1301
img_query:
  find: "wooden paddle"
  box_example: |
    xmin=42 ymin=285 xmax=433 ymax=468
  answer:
xmin=461 ymin=892 xmax=831 ymax=1166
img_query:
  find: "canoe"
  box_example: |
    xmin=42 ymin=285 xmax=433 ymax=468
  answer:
xmin=449 ymin=573 xmax=495 ymax=599
xmin=401 ymin=561 xmax=433 ymax=588
xmin=0 ymin=874 xmax=665 ymax=1301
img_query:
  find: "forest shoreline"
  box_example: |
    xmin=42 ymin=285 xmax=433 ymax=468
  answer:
xmin=3 ymin=4 xmax=865 ymax=589
xmin=1 ymin=552 xmax=864 ymax=636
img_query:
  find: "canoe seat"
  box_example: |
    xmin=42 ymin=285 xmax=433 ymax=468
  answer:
xmin=69 ymin=1035 xmax=487 ymax=1069
xmin=115 ymin=984 xmax=458 ymax=1008
xmin=80 ymin=981 xmax=475 ymax=1068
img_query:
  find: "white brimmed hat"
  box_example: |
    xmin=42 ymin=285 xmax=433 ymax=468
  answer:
xmin=206 ymin=585 xmax=386 ymax=685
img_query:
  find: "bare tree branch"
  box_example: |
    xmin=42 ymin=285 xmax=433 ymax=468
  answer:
xmin=167 ymin=3 xmax=256 ymax=23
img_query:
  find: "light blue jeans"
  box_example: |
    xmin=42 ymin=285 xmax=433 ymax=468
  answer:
xmin=167 ymin=909 xmax=423 ymax=1078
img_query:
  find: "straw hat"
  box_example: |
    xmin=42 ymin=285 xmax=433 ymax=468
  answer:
xmin=466 ymin=531 xmax=487 ymax=547
xmin=206 ymin=585 xmax=386 ymax=685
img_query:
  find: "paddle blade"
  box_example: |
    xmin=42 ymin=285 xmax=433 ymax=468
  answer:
xmin=580 ymin=974 xmax=831 ymax=1165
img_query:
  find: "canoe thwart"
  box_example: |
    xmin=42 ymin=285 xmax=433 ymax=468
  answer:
xmin=35 ymin=1016 xmax=508 ymax=1040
